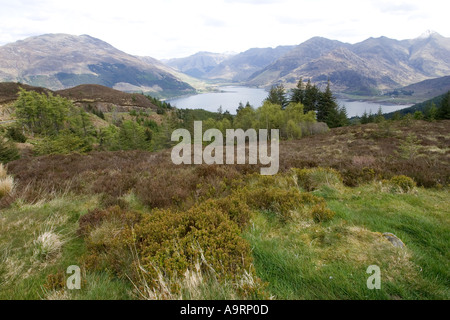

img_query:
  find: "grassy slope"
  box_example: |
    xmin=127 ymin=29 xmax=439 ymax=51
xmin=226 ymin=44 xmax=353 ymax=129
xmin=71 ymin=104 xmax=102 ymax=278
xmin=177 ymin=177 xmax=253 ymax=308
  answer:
xmin=0 ymin=195 xmax=133 ymax=300
xmin=0 ymin=121 xmax=449 ymax=300
xmin=247 ymin=184 xmax=449 ymax=300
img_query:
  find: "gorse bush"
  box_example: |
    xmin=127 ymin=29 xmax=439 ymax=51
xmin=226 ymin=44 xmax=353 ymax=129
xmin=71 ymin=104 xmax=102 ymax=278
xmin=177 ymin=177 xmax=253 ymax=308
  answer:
xmin=79 ymin=204 xmax=266 ymax=299
xmin=311 ymin=203 xmax=336 ymax=223
xmin=389 ymin=175 xmax=417 ymax=193
xmin=292 ymin=167 xmax=343 ymax=191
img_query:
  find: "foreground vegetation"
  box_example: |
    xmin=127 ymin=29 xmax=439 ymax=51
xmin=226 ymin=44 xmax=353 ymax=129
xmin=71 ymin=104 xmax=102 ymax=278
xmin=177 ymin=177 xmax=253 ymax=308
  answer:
xmin=0 ymin=162 xmax=448 ymax=300
xmin=0 ymin=82 xmax=448 ymax=300
xmin=0 ymin=117 xmax=449 ymax=299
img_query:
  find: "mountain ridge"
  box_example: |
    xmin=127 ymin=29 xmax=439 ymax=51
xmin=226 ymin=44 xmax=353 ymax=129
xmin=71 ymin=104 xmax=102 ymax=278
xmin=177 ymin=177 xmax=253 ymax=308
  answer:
xmin=0 ymin=33 xmax=195 ymax=98
xmin=1 ymin=32 xmax=450 ymax=99
xmin=246 ymin=32 xmax=450 ymax=93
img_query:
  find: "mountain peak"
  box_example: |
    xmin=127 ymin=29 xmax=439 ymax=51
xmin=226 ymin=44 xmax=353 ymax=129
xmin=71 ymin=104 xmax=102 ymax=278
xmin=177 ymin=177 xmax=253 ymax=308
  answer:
xmin=417 ymin=30 xmax=439 ymax=39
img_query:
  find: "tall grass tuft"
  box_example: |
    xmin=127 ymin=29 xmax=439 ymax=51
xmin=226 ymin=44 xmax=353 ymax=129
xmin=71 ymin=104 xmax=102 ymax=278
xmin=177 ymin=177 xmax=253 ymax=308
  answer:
xmin=0 ymin=164 xmax=14 ymax=198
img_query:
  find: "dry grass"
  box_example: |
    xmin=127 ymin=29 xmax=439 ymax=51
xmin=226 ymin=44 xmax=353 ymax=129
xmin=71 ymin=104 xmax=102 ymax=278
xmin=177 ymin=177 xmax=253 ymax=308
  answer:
xmin=0 ymin=164 xmax=15 ymax=199
xmin=33 ymin=229 xmax=65 ymax=261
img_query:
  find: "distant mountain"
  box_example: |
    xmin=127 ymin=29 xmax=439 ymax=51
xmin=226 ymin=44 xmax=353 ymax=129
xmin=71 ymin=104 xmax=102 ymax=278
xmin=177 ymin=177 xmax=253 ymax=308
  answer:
xmin=163 ymin=52 xmax=235 ymax=78
xmin=0 ymin=34 xmax=195 ymax=98
xmin=384 ymin=76 xmax=450 ymax=100
xmin=204 ymin=46 xmax=295 ymax=82
xmin=247 ymin=37 xmax=347 ymax=87
xmin=246 ymin=32 xmax=450 ymax=95
xmin=162 ymin=46 xmax=295 ymax=82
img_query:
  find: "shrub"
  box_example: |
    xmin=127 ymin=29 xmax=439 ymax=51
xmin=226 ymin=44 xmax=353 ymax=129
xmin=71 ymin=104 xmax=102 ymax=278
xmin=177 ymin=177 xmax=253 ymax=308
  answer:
xmin=33 ymin=132 xmax=93 ymax=156
xmin=134 ymin=206 xmax=252 ymax=282
xmin=6 ymin=126 xmax=27 ymax=143
xmin=207 ymin=194 xmax=253 ymax=228
xmin=311 ymin=203 xmax=336 ymax=223
xmin=389 ymin=175 xmax=416 ymax=193
xmin=79 ymin=206 xmax=142 ymax=275
xmin=293 ymin=167 xmax=343 ymax=191
xmin=80 ymin=204 xmax=260 ymax=298
xmin=243 ymin=187 xmax=305 ymax=222
xmin=0 ymin=138 xmax=20 ymax=163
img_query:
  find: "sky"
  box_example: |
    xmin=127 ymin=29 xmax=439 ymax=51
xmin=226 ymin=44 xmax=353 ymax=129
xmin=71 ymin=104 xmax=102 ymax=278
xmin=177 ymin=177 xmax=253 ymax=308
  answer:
xmin=0 ymin=0 xmax=449 ymax=59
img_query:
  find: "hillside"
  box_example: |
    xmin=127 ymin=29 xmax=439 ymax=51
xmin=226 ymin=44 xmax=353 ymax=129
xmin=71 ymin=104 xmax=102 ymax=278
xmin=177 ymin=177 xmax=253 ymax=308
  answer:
xmin=204 ymin=46 xmax=295 ymax=82
xmin=0 ymin=82 xmax=158 ymax=112
xmin=0 ymin=34 xmax=195 ymax=98
xmin=163 ymin=52 xmax=235 ymax=78
xmin=247 ymin=37 xmax=347 ymax=87
xmin=247 ymin=33 xmax=450 ymax=93
xmin=1 ymin=120 xmax=448 ymax=300
xmin=56 ymin=84 xmax=158 ymax=112
xmin=0 ymin=82 xmax=54 ymax=104
xmin=384 ymin=76 xmax=450 ymax=100
xmin=384 ymin=90 xmax=450 ymax=118
xmin=245 ymin=33 xmax=450 ymax=95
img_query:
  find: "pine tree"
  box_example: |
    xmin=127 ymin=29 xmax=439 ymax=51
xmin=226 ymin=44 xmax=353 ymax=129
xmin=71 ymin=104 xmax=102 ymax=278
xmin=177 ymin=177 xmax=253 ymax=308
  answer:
xmin=0 ymin=138 xmax=20 ymax=164
xmin=338 ymin=106 xmax=349 ymax=127
xmin=266 ymin=85 xmax=288 ymax=109
xmin=317 ymin=81 xmax=341 ymax=128
xmin=361 ymin=110 xmax=369 ymax=124
xmin=291 ymin=78 xmax=305 ymax=104
xmin=375 ymin=106 xmax=385 ymax=123
xmin=437 ymin=91 xmax=450 ymax=119
xmin=303 ymin=80 xmax=320 ymax=113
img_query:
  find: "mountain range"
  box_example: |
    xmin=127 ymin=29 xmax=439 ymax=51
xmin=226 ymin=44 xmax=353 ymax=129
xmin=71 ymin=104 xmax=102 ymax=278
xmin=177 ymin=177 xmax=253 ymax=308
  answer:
xmin=1 ymin=31 xmax=450 ymax=99
xmin=0 ymin=34 xmax=195 ymax=98
xmin=166 ymin=31 xmax=450 ymax=96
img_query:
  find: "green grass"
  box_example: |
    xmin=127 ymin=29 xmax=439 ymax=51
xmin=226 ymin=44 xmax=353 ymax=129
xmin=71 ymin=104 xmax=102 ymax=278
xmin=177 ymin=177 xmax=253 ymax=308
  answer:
xmin=1 ymin=174 xmax=448 ymax=300
xmin=0 ymin=194 xmax=133 ymax=300
xmin=245 ymin=184 xmax=449 ymax=300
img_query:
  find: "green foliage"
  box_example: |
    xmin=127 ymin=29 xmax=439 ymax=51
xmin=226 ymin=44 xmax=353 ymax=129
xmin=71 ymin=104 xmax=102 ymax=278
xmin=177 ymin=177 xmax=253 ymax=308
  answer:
xmin=414 ymin=111 xmax=424 ymax=120
xmin=80 ymin=204 xmax=265 ymax=299
xmin=293 ymin=167 xmax=343 ymax=192
xmin=437 ymin=91 xmax=450 ymax=119
xmin=375 ymin=106 xmax=385 ymax=123
xmin=398 ymin=133 xmax=421 ymax=160
xmin=14 ymin=88 xmax=72 ymax=136
xmin=0 ymin=138 xmax=20 ymax=163
xmin=5 ymin=126 xmax=27 ymax=143
xmin=116 ymin=120 xmax=149 ymax=151
xmin=311 ymin=202 xmax=336 ymax=223
xmin=426 ymin=103 xmax=438 ymax=121
xmin=266 ymin=84 xmax=288 ymax=109
xmin=389 ymin=175 xmax=416 ymax=193
xmin=234 ymin=103 xmax=256 ymax=131
xmin=243 ymin=187 xmax=305 ymax=222
xmin=33 ymin=132 xmax=93 ymax=155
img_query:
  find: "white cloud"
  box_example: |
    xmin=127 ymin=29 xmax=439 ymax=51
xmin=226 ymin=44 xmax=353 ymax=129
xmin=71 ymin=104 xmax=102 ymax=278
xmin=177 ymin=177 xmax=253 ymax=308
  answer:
xmin=0 ymin=0 xmax=449 ymax=59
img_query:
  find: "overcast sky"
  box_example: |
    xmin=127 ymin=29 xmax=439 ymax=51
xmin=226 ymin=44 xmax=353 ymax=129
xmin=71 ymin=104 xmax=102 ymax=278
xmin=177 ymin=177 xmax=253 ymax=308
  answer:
xmin=0 ymin=0 xmax=448 ymax=59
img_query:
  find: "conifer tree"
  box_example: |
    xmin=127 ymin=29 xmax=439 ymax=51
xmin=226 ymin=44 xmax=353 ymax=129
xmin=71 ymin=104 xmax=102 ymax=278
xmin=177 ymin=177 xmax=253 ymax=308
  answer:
xmin=303 ymin=80 xmax=320 ymax=113
xmin=266 ymin=84 xmax=288 ymax=109
xmin=291 ymin=78 xmax=305 ymax=104
xmin=317 ymin=80 xmax=341 ymax=128
xmin=437 ymin=91 xmax=450 ymax=119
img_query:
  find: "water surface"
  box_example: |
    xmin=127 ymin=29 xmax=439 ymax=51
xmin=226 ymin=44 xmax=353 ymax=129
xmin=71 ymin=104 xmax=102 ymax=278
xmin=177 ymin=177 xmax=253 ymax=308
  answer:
xmin=168 ymin=86 xmax=412 ymax=117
